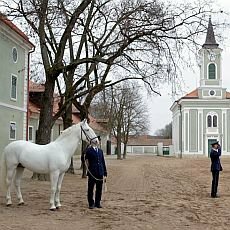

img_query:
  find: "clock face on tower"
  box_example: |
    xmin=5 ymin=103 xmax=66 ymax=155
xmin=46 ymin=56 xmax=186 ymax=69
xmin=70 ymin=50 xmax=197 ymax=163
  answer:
xmin=209 ymin=52 xmax=216 ymax=62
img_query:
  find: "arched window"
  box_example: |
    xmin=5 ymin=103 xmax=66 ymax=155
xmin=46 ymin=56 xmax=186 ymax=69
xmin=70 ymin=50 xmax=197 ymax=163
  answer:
xmin=213 ymin=115 xmax=217 ymax=127
xmin=207 ymin=115 xmax=212 ymax=127
xmin=208 ymin=64 xmax=216 ymax=79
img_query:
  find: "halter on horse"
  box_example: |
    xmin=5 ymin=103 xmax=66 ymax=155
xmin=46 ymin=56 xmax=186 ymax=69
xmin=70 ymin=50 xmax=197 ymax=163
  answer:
xmin=0 ymin=119 xmax=98 ymax=210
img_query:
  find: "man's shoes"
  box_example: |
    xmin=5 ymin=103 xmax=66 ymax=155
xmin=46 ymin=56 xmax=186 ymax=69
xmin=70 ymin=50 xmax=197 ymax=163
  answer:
xmin=211 ymin=194 xmax=220 ymax=198
xmin=95 ymin=204 xmax=102 ymax=208
xmin=89 ymin=205 xmax=95 ymax=209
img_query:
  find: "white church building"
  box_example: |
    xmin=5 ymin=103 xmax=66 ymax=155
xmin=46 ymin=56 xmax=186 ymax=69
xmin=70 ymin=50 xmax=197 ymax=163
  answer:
xmin=170 ymin=18 xmax=230 ymax=157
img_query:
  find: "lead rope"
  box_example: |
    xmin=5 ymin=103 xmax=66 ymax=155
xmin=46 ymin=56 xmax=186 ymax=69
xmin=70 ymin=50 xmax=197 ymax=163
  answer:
xmin=84 ymin=152 xmax=107 ymax=192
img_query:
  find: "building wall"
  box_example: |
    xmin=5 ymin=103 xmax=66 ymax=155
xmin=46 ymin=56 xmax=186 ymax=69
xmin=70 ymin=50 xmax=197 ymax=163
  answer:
xmin=171 ymin=101 xmax=230 ymax=156
xmin=189 ymin=109 xmax=198 ymax=152
xmin=0 ymin=23 xmax=30 ymax=154
xmin=0 ymin=109 xmax=24 ymax=153
xmin=227 ymin=110 xmax=230 ymax=152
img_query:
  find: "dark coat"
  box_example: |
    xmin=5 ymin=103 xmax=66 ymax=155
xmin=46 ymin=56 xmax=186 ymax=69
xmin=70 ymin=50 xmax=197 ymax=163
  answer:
xmin=210 ymin=147 xmax=222 ymax=172
xmin=85 ymin=147 xmax=107 ymax=177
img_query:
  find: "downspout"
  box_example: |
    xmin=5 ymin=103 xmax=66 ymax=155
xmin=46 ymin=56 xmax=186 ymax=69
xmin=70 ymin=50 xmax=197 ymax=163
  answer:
xmin=179 ymin=102 xmax=182 ymax=159
xmin=26 ymin=46 xmax=35 ymax=141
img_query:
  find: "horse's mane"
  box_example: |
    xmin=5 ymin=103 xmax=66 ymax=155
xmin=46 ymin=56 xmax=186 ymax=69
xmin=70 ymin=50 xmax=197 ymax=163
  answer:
xmin=55 ymin=123 xmax=80 ymax=141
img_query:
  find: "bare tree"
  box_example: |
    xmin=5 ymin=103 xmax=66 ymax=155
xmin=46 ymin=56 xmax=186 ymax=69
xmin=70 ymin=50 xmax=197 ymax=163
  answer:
xmin=155 ymin=122 xmax=172 ymax=138
xmin=91 ymin=82 xmax=149 ymax=159
xmin=1 ymin=0 xmax=220 ymax=158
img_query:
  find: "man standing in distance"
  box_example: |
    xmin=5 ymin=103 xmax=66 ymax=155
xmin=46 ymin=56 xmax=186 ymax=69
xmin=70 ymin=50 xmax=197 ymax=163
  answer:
xmin=85 ymin=136 xmax=107 ymax=209
xmin=210 ymin=141 xmax=222 ymax=198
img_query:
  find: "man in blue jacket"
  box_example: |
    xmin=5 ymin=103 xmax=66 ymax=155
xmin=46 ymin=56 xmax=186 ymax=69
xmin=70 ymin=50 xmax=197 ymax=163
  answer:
xmin=85 ymin=136 xmax=107 ymax=209
xmin=210 ymin=141 xmax=222 ymax=198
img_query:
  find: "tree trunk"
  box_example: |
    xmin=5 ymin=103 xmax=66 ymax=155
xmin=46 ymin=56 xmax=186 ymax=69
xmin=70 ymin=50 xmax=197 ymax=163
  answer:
xmin=123 ymin=143 xmax=127 ymax=159
xmin=32 ymin=77 xmax=55 ymax=181
xmin=116 ymin=125 xmax=122 ymax=160
xmin=63 ymin=98 xmax=74 ymax=174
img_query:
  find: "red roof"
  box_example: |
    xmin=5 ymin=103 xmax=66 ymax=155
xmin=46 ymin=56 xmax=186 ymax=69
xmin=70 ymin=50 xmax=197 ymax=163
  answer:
xmin=182 ymin=88 xmax=230 ymax=99
xmin=0 ymin=13 xmax=34 ymax=48
xmin=182 ymin=89 xmax=199 ymax=99
xmin=226 ymin=92 xmax=230 ymax=99
xmin=127 ymin=135 xmax=172 ymax=146
xmin=29 ymin=81 xmax=45 ymax=92
xmin=28 ymin=93 xmax=107 ymax=133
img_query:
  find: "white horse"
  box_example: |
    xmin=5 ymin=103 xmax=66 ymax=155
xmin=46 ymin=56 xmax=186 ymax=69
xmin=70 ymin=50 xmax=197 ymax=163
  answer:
xmin=0 ymin=119 xmax=98 ymax=210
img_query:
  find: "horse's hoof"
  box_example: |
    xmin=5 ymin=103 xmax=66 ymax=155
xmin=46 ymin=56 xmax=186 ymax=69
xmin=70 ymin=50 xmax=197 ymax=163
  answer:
xmin=50 ymin=208 xmax=56 ymax=211
xmin=6 ymin=203 xmax=12 ymax=207
xmin=18 ymin=202 xmax=24 ymax=206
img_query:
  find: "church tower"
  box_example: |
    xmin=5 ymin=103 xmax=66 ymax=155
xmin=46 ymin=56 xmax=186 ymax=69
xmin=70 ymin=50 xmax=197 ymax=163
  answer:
xmin=171 ymin=17 xmax=230 ymax=157
xmin=198 ymin=17 xmax=226 ymax=99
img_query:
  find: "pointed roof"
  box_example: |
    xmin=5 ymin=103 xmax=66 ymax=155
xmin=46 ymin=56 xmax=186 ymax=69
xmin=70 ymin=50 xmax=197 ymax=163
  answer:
xmin=202 ymin=17 xmax=219 ymax=48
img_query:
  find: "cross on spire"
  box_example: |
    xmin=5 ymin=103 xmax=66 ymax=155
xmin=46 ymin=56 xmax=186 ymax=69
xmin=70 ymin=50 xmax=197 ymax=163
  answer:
xmin=202 ymin=16 xmax=219 ymax=48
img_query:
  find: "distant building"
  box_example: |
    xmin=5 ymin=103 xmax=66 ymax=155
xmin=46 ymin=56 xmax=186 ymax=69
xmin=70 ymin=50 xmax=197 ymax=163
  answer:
xmin=126 ymin=135 xmax=172 ymax=155
xmin=170 ymin=18 xmax=230 ymax=156
xmin=0 ymin=14 xmax=34 ymax=153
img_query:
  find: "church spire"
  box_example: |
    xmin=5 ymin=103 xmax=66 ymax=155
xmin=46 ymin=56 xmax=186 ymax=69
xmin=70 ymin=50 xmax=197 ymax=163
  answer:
xmin=202 ymin=17 xmax=219 ymax=48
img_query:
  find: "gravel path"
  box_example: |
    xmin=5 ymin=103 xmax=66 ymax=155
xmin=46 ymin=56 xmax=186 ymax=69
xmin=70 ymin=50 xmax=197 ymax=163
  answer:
xmin=1 ymin=155 xmax=230 ymax=230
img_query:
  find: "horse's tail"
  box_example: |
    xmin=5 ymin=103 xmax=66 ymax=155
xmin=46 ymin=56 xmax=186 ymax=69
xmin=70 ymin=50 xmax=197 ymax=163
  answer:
xmin=0 ymin=150 xmax=7 ymax=193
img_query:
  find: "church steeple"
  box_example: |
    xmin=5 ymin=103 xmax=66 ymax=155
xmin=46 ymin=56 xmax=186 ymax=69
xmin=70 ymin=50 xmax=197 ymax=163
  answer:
xmin=202 ymin=17 xmax=219 ymax=48
xmin=198 ymin=16 xmax=223 ymax=95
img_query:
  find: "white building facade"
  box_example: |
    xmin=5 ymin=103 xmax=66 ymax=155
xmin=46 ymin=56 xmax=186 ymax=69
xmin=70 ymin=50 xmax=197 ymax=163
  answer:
xmin=171 ymin=18 xmax=230 ymax=157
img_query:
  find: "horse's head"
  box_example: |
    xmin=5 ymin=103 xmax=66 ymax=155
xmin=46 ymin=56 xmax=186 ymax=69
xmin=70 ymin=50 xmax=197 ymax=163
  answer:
xmin=80 ymin=119 xmax=99 ymax=145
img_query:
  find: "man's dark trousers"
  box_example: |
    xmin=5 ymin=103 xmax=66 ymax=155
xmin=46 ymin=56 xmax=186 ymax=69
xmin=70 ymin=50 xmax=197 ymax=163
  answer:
xmin=87 ymin=175 xmax=103 ymax=207
xmin=211 ymin=171 xmax=219 ymax=197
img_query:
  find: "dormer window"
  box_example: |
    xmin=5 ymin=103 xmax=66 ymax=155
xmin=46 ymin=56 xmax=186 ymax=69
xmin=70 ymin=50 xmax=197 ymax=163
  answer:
xmin=208 ymin=63 xmax=216 ymax=79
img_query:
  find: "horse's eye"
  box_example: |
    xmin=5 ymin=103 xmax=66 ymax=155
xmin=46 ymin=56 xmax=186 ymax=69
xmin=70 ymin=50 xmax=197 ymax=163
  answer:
xmin=85 ymin=129 xmax=89 ymax=132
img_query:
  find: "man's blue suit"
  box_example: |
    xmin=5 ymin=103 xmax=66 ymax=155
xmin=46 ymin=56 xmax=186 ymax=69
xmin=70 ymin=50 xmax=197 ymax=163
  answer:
xmin=210 ymin=146 xmax=222 ymax=197
xmin=85 ymin=146 xmax=107 ymax=208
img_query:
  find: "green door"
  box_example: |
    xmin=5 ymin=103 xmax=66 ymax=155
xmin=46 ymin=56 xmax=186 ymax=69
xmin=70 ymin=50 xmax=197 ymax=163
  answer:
xmin=208 ymin=139 xmax=217 ymax=157
xmin=163 ymin=147 xmax=170 ymax=155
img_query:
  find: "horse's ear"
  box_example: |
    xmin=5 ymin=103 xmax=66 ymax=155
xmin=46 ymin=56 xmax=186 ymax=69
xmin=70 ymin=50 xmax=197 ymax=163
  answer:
xmin=82 ymin=118 xmax=87 ymax=124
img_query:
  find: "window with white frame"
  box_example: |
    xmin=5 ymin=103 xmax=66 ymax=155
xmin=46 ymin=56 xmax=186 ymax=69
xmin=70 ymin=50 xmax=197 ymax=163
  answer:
xmin=12 ymin=47 xmax=18 ymax=63
xmin=208 ymin=63 xmax=216 ymax=80
xmin=207 ymin=113 xmax=218 ymax=128
xmin=11 ymin=75 xmax=17 ymax=100
xmin=9 ymin=122 xmax=16 ymax=140
xmin=28 ymin=126 xmax=33 ymax=141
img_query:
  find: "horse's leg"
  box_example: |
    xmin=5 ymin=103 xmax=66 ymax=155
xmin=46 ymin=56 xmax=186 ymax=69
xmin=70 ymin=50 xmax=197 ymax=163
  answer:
xmin=49 ymin=171 xmax=59 ymax=211
xmin=6 ymin=167 xmax=16 ymax=206
xmin=14 ymin=166 xmax=25 ymax=205
xmin=55 ymin=172 xmax=65 ymax=209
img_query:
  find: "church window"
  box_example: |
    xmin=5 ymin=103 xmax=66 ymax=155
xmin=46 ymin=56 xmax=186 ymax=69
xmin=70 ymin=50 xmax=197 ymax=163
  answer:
xmin=207 ymin=113 xmax=218 ymax=128
xmin=213 ymin=115 xmax=217 ymax=127
xmin=207 ymin=115 xmax=212 ymax=127
xmin=208 ymin=63 xmax=216 ymax=79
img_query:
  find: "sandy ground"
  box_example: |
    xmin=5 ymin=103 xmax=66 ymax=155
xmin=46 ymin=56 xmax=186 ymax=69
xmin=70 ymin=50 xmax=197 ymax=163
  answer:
xmin=1 ymin=155 xmax=230 ymax=230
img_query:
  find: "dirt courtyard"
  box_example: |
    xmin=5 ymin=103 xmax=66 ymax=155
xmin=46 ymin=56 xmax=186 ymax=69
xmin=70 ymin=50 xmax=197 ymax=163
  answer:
xmin=1 ymin=155 xmax=230 ymax=230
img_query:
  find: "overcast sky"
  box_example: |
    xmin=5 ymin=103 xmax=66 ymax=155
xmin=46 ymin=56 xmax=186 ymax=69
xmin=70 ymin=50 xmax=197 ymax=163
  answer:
xmin=148 ymin=0 xmax=230 ymax=135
